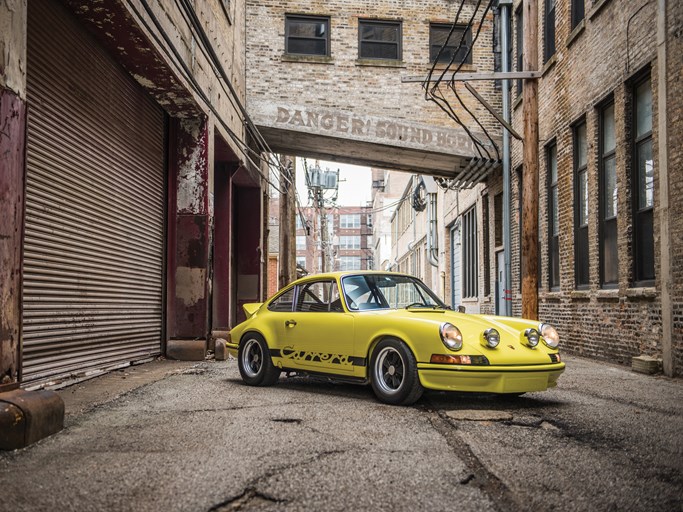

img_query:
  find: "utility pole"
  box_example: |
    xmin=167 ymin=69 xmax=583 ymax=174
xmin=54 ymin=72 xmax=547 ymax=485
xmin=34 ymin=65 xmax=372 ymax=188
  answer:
xmin=318 ymin=188 xmax=328 ymax=272
xmin=521 ymin=0 xmax=539 ymax=320
xmin=279 ymin=155 xmax=296 ymax=288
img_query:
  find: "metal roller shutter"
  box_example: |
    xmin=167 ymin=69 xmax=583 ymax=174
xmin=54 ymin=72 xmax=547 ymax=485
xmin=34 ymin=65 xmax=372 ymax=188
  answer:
xmin=22 ymin=1 xmax=165 ymax=387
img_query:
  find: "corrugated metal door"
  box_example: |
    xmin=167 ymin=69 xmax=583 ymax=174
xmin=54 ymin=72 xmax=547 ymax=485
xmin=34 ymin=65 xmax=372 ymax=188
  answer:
xmin=22 ymin=1 xmax=166 ymax=387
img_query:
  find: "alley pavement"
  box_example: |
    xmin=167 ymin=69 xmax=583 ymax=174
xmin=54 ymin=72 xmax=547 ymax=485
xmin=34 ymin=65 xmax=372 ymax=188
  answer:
xmin=1 ymin=355 xmax=681 ymax=512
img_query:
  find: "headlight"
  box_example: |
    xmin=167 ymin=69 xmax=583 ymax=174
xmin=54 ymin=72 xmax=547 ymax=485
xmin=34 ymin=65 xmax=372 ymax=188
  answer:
xmin=523 ymin=328 xmax=540 ymax=348
xmin=440 ymin=323 xmax=463 ymax=351
xmin=539 ymin=323 xmax=560 ymax=349
xmin=481 ymin=328 xmax=500 ymax=348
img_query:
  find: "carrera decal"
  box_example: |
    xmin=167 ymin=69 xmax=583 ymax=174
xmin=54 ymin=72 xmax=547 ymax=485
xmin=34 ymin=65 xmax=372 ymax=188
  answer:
xmin=274 ymin=346 xmax=354 ymax=367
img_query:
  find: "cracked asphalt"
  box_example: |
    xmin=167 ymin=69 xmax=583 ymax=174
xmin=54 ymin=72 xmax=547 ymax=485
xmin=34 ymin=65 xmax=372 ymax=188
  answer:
xmin=1 ymin=355 xmax=681 ymax=512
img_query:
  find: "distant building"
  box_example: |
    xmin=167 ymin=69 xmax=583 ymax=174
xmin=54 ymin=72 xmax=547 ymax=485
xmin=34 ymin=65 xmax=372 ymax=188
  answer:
xmin=296 ymin=205 xmax=373 ymax=274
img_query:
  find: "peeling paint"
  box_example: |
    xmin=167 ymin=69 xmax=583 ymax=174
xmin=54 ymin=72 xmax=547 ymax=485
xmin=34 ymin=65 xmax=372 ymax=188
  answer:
xmin=175 ymin=267 xmax=206 ymax=306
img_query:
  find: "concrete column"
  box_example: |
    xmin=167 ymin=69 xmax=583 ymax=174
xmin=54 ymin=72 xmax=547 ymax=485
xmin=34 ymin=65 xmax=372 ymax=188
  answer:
xmin=166 ymin=117 xmax=211 ymax=361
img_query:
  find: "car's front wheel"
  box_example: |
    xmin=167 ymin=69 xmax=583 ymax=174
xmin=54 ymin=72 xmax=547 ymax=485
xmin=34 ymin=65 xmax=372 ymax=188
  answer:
xmin=370 ymin=338 xmax=423 ymax=405
xmin=238 ymin=333 xmax=280 ymax=386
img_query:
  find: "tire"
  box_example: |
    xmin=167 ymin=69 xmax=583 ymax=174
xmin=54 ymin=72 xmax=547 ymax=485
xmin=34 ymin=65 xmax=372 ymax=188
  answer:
xmin=370 ymin=338 xmax=423 ymax=405
xmin=238 ymin=333 xmax=280 ymax=386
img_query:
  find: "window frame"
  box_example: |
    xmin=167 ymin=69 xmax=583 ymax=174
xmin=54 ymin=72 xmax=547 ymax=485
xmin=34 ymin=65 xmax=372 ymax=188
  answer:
xmin=358 ymin=19 xmax=402 ymax=61
xmin=294 ymin=280 xmax=344 ymax=313
xmin=598 ymin=98 xmax=619 ymax=288
xmin=543 ymin=0 xmax=556 ymax=63
xmin=462 ymin=206 xmax=479 ymax=299
xmin=339 ymin=235 xmax=361 ymax=250
xmin=631 ymin=74 xmax=655 ymax=286
xmin=573 ymin=119 xmax=590 ymax=289
xmin=340 ymin=214 xmax=361 ymax=229
xmin=515 ymin=4 xmax=524 ymax=97
xmin=429 ymin=23 xmax=472 ymax=64
xmin=571 ymin=0 xmax=585 ymax=31
xmin=285 ymin=14 xmax=331 ymax=57
xmin=338 ymin=256 xmax=362 ymax=271
xmin=547 ymin=141 xmax=560 ymax=290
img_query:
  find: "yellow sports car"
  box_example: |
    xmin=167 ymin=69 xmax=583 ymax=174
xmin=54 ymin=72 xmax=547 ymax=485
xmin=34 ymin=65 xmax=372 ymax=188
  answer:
xmin=226 ymin=271 xmax=565 ymax=405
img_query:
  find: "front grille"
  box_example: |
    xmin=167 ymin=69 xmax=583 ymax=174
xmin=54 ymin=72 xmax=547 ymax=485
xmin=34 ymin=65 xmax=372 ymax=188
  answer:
xmin=549 ymin=354 xmax=560 ymax=363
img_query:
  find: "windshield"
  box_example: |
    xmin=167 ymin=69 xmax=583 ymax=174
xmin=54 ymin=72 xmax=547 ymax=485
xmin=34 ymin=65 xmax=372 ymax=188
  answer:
xmin=341 ymin=274 xmax=448 ymax=311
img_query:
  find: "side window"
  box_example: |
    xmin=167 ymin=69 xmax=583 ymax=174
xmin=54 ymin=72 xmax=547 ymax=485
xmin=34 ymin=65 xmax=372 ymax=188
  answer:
xmin=295 ymin=281 xmax=343 ymax=312
xmin=268 ymin=288 xmax=295 ymax=312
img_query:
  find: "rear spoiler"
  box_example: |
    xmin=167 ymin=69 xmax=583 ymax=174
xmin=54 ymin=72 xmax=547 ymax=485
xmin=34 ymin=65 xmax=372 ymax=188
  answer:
xmin=242 ymin=303 xmax=263 ymax=319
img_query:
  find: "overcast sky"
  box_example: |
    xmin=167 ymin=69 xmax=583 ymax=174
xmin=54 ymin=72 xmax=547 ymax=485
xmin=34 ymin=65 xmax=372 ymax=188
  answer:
xmin=295 ymin=158 xmax=372 ymax=207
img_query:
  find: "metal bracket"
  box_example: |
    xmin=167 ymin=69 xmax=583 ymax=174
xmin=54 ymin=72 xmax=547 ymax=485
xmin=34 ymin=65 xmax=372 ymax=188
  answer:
xmin=402 ymin=71 xmax=541 ymax=83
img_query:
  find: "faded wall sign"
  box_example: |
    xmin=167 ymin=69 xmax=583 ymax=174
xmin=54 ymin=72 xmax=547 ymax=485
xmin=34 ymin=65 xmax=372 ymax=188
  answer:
xmin=251 ymin=103 xmax=492 ymax=157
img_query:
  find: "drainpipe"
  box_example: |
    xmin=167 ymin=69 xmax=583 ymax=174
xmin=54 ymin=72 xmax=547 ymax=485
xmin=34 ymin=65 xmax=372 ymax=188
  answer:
xmin=657 ymin=0 xmax=672 ymax=376
xmin=424 ymin=177 xmax=439 ymax=267
xmin=500 ymin=0 xmax=513 ymax=316
xmin=408 ymin=176 xmax=418 ymax=275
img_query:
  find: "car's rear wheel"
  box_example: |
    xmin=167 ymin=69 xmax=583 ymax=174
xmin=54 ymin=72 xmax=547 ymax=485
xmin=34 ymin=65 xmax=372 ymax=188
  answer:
xmin=238 ymin=333 xmax=280 ymax=386
xmin=370 ymin=338 xmax=423 ymax=405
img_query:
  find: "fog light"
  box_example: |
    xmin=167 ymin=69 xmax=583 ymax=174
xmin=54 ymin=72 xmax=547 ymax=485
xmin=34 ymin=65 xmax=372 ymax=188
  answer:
xmin=481 ymin=328 xmax=500 ymax=348
xmin=523 ymin=328 xmax=540 ymax=348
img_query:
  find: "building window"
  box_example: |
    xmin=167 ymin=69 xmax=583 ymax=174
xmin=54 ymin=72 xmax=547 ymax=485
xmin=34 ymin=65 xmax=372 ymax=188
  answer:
xmin=599 ymin=100 xmax=618 ymax=287
xmin=339 ymin=235 xmax=361 ymax=250
xmin=358 ymin=20 xmax=401 ymax=60
xmin=632 ymin=77 xmax=654 ymax=284
xmin=544 ymin=0 xmax=556 ymax=63
xmin=462 ymin=207 xmax=478 ymax=298
xmin=494 ymin=193 xmax=503 ymax=247
xmin=296 ymin=235 xmax=307 ymax=251
xmin=429 ymin=24 xmax=472 ymax=64
xmin=571 ymin=0 xmax=585 ymax=30
xmin=339 ymin=256 xmax=361 ymax=271
xmin=340 ymin=214 xmax=361 ymax=229
xmin=574 ymin=121 xmax=589 ymax=288
xmin=285 ymin=15 xmax=330 ymax=56
xmin=547 ymin=142 xmax=560 ymax=290
xmin=296 ymin=256 xmax=307 ymax=268
xmin=515 ymin=5 xmax=523 ymax=96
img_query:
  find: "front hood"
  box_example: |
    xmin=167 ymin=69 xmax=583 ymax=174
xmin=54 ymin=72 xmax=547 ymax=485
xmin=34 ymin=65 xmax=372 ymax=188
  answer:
xmin=383 ymin=309 xmax=555 ymax=364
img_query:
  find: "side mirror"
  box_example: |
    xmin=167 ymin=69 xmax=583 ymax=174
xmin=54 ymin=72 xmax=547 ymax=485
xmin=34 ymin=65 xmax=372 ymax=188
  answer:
xmin=457 ymin=305 xmax=466 ymax=313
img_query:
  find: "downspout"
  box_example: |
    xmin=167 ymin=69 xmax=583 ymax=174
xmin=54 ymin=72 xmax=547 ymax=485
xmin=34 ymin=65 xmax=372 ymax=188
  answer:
xmin=657 ymin=0 xmax=673 ymax=376
xmin=424 ymin=177 xmax=439 ymax=267
xmin=500 ymin=0 xmax=513 ymax=316
xmin=408 ymin=175 xmax=418 ymax=275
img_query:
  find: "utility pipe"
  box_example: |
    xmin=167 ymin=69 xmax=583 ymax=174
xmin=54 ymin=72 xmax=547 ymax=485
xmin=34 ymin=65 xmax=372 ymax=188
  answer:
xmin=500 ymin=0 xmax=513 ymax=316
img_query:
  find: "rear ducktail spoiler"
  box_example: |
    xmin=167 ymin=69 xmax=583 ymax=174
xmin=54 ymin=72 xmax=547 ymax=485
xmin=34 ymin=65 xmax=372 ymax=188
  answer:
xmin=242 ymin=303 xmax=263 ymax=319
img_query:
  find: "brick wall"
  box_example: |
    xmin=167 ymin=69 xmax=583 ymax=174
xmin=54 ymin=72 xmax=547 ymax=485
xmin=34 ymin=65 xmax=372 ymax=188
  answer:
xmin=509 ymin=0 xmax=681 ymax=374
xmin=246 ymin=0 xmax=502 ymax=156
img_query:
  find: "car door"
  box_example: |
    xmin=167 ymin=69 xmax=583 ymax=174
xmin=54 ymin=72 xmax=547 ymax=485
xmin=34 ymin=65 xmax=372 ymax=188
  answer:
xmin=280 ymin=279 xmax=355 ymax=375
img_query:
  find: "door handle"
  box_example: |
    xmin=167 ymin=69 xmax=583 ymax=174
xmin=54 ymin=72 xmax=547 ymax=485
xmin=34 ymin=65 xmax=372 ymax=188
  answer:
xmin=285 ymin=319 xmax=297 ymax=327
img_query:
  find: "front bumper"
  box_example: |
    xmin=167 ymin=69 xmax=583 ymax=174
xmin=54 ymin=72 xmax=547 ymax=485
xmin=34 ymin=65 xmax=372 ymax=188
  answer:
xmin=417 ymin=362 xmax=565 ymax=394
